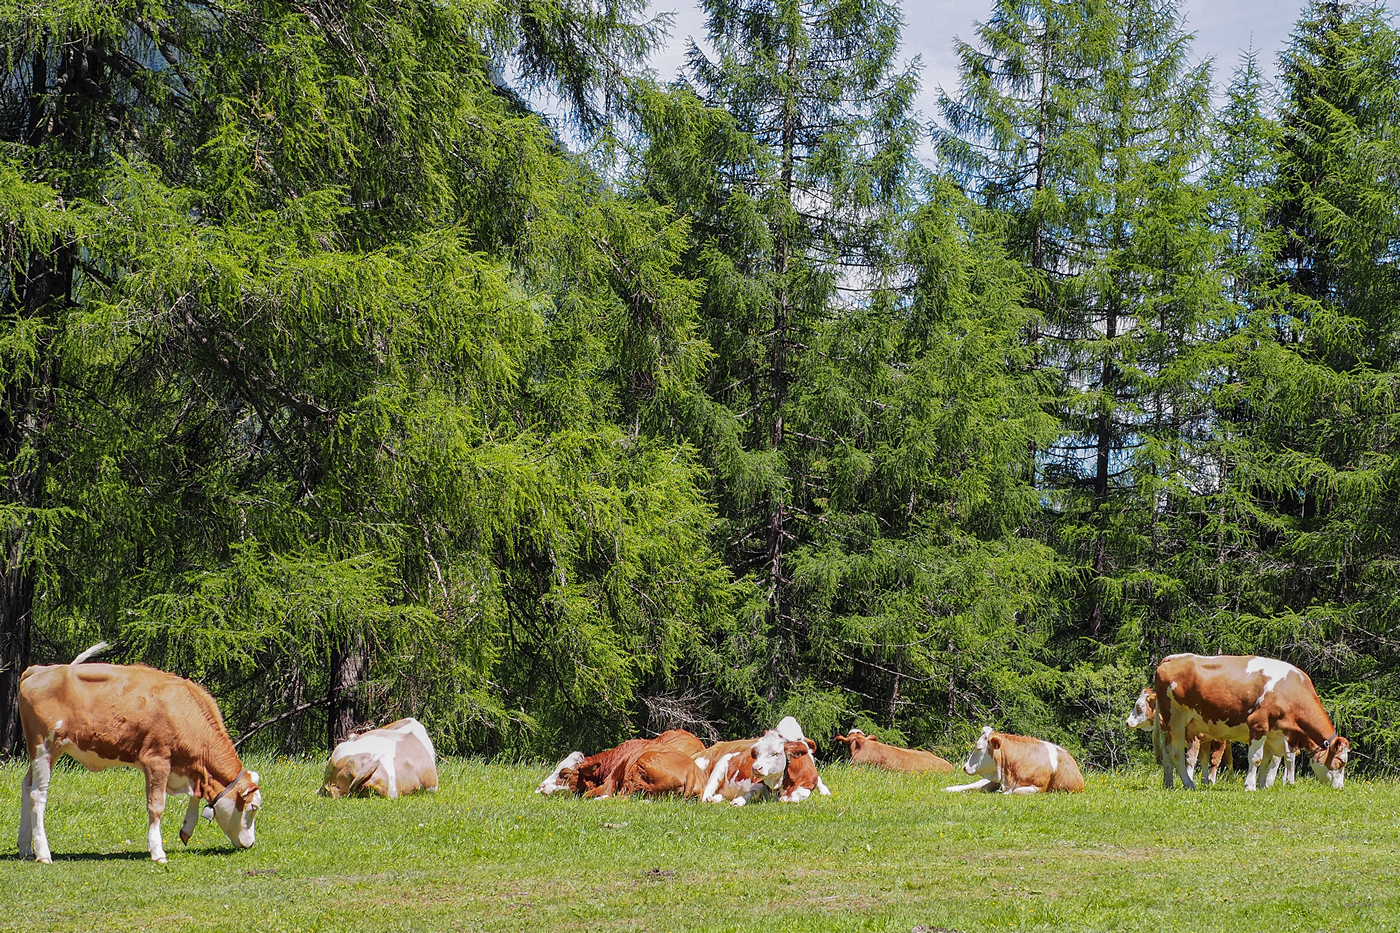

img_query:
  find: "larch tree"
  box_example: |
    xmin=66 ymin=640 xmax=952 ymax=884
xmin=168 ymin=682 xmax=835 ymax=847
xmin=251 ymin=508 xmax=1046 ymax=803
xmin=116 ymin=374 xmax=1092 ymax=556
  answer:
xmin=0 ymin=0 xmax=743 ymax=755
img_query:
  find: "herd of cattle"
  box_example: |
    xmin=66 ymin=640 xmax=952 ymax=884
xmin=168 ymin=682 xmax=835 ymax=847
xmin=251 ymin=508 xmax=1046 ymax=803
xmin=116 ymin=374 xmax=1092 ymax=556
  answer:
xmin=11 ymin=644 xmax=1351 ymax=863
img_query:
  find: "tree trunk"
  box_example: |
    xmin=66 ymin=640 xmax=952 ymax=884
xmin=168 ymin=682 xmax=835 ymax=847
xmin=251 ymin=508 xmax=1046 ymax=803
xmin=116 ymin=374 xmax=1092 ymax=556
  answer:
xmin=327 ymin=634 xmax=365 ymax=750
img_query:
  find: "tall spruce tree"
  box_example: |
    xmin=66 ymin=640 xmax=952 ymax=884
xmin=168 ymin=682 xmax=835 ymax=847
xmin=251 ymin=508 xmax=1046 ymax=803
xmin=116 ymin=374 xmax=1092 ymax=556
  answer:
xmin=1225 ymin=0 xmax=1400 ymax=762
xmin=939 ymin=0 xmax=1217 ymax=652
xmin=656 ymin=0 xmax=921 ymax=705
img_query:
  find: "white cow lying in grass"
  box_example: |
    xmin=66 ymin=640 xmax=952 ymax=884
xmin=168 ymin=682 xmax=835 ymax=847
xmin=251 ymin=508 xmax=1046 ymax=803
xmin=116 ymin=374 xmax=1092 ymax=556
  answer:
xmin=945 ymin=726 xmax=1084 ymax=794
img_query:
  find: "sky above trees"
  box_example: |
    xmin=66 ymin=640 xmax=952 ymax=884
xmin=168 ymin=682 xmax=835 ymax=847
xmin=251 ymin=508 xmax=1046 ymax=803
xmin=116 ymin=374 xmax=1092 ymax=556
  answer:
xmin=650 ymin=0 xmax=1400 ymax=119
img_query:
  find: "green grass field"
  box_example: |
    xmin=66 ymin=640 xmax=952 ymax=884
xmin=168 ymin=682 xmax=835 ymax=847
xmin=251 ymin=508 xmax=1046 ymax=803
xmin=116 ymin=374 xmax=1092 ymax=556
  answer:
xmin=0 ymin=757 xmax=1395 ymax=932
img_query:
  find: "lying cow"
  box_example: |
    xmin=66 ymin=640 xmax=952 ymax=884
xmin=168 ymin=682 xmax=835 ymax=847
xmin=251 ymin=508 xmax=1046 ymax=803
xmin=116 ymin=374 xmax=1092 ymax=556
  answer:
xmin=833 ymin=729 xmax=954 ymax=773
xmin=701 ymin=716 xmax=830 ymax=804
xmin=1126 ymin=687 xmax=1232 ymax=784
xmin=616 ymin=745 xmax=709 ymax=798
xmin=945 ymin=726 xmax=1084 ymax=794
xmin=536 ymin=729 xmax=707 ymax=797
xmin=322 ymin=717 xmax=438 ymax=799
xmin=1154 ymin=653 xmax=1349 ymax=791
xmin=17 ymin=644 xmax=262 ymax=864
xmin=700 ymin=728 xmax=789 ymax=805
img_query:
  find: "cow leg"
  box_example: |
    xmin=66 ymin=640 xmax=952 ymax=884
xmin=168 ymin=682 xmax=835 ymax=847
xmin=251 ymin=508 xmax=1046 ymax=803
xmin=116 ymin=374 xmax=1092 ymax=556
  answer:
xmin=702 ymin=753 xmax=735 ymax=803
xmin=143 ymin=764 xmax=171 ymax=863
xmin=1165 ymin=716 xmax=1195 ymax=790
xmin=17 ymin=765 xmax=34 ymax=860
xmin=1006 ymin=785 xmax=1040 ymax=794
xmin=1207 ymin=742 xmax=1227 ymax=784
xmin=1245 ymin=737 xmax=1266 ymax=791
xmin=179 ymin=794 xmax=201 ymax=845
xmin=1185 ymin=736 xmax=1201 ymax=784
xmin=944 ymin=778 xmax=998 ymax=793
xmin=27 ymin=744 xmax=55 ymax=863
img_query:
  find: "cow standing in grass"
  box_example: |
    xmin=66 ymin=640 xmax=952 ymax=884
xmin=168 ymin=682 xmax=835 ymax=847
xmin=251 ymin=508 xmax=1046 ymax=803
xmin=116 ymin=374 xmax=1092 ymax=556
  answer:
xmin=1126 ymin=687 xmax=1233 ymax=784
xmin=1154 ymin=653 xmax=1349 ymax=791
xmin=17 ymin=644 xmax=262 ymax=864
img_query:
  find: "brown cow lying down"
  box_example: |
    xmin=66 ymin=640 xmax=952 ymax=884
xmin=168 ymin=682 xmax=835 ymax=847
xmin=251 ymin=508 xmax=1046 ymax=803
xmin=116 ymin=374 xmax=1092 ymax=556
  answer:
xmin=945 ymin=726 xmax=1084 ymax=794
xmin=536 ymin=729 xmax=707 ymax=797
xmin=700 ymin=716 xmax=830 ymax=805
xmin=1126 ymin=687 xmax=1234 ymax=784
xmin=321 ymin=717 xmax=439 ymax=799
xmin=617 ymin=746 xmax=708 ymax=799
xmin=833 ymin=729 xmax=954 ymax=773
xmin=18 ymin=644 xmax=262 ymax=864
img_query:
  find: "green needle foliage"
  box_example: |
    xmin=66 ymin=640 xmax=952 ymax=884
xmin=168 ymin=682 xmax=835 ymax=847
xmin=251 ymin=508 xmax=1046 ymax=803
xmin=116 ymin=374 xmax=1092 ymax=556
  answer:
xmin=2 ymin=0 xmax=1399 ymax=771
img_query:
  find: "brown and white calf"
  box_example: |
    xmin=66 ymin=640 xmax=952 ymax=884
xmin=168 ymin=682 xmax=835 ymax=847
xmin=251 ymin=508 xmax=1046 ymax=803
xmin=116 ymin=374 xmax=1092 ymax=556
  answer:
xmin=536 ymin=729 xmax=707 ymax=797
xmin=17 ymin=644 xmax=262 ymax=864
xmin=1126 ymin=687 xmax=1232 ymax=784
xmin=322 ymin=717 xmax=439 ymax=799
xmin=945 ymin=726 xmax=1084 ymax=794
xmin=833 ymin=729 xmax=954 ymax=773
xmin=1154 ymin=653 xmax=1349 ymax=791
xmin=700 ymin=728 xmax=790 ymax=805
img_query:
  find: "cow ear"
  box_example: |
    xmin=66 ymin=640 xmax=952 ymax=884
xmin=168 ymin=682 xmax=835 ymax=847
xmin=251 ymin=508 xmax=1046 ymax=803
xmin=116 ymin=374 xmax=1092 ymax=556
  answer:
xmin=987 ymin=736 xmax=1001 ymax=752
xmin=805 ymin=738 xmax=817 ymax=753
xmin=833 ymin=734 xmax=849 ymax=745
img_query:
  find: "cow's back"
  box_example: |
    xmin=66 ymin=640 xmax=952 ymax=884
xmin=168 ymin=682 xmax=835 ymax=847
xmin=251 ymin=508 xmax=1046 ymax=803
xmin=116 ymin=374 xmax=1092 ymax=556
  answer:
xmin=21 ymin=663 xmax=226 ymax=760
xmin=1156 ymin=655 xmax=1256 ymax=724
xmin=857 ymin=739 xmax=953 ymax=773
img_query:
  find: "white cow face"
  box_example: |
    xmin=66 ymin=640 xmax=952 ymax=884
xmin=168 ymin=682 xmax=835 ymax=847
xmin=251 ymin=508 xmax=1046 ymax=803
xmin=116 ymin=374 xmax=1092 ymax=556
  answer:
xmin=537 ymin=751 xmax=586 ymax=795
xmin=205 ymin=767 xmax=263 ymax=846
xmin=1126 ymin=688 xmax=1156 ymax=730
xmin=962 ymin=726 xmax=999 ymax=779
xmin=751 ymin=730 xmax=788 ymax=788
xmin=1310 ymin=738 xmax=1348 ymax=789
xmin=208 ymin=771 xmax=261 ymax=848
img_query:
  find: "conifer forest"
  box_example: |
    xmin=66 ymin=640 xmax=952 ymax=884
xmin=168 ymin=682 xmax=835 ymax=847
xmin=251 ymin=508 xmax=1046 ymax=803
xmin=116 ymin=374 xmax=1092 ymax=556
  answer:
xmin=3 ymin=0 xmax=1399 ymax=772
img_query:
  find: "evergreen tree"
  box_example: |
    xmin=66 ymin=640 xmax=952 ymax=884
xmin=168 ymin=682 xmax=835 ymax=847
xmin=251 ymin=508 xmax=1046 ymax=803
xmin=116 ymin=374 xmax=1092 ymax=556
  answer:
xmin=0 ymin=0 xmax=742 ymax=755
xmin=658 ymin=0 xmax=920 ymax=708
xmin=1223 ymin=0 xmax=1400 ymax=762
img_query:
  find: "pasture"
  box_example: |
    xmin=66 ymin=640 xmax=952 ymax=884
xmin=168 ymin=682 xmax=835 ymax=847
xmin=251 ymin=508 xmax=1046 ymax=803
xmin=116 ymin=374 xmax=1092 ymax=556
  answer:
xmin=1 ymin=758 xmax=1396 ymax=932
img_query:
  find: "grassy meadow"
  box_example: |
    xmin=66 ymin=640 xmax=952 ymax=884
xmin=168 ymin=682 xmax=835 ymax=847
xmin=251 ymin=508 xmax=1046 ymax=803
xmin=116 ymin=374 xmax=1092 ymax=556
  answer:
xmin=0 ymin=756 xmax=1396 ymax=932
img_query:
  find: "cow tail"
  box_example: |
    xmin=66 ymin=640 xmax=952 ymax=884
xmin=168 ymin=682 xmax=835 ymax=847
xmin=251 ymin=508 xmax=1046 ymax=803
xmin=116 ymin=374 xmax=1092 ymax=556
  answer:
xmin=70 ymin=642 xmax=110 ymax=664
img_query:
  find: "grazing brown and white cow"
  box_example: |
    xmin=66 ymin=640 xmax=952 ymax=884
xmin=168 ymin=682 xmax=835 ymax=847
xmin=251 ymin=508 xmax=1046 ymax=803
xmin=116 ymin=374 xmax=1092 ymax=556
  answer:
xmin=536 ymin=729 xmax=707 ymax=798
xmin=17 ymin=644 xmax=262 ymax=864
xmin=945 ymin=726 xmax=1084 ymax=794
xmin=833 ymin=729 xmax=954 ymax=774
xmin=321 ymin=717 xmax=439 ymax=799
xmin=1154 ymin=653 xmax=1349 ymax=791
xmin=1126 ymin=687 xmax=1232 ymax=784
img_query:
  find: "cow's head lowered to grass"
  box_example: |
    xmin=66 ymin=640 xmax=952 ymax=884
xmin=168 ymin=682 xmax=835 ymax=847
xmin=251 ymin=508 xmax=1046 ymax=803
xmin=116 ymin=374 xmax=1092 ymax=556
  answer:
xmin=203 ymin=770 xmax=262 ymax=849
xmin=1311 ymin=737 xmax=1349 ymax=789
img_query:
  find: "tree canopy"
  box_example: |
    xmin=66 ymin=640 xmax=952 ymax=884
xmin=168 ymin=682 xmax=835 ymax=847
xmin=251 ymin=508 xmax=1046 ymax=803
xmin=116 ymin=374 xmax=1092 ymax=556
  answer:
xmin=3 ymin=0 xmax=1399 ymax=772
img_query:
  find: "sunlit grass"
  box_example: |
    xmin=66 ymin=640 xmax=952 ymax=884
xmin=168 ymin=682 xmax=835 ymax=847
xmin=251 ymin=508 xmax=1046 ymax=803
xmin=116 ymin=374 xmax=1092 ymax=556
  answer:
xmin=1 ymin=757 xmax=1396 ymax=931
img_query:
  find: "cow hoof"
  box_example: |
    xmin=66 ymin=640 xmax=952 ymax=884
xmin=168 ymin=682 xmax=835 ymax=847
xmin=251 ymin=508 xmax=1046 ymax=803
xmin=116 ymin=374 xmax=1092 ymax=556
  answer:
xmin=36 ymin=857 xmax=52 ymax=865
xmin=154 ymin=857 xmax=168 ymax=865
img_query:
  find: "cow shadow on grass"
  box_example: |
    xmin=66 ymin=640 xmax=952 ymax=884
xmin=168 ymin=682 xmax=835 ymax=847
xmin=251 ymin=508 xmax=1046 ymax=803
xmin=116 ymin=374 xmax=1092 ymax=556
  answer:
xmin=34 ymin=850 xmax=150 ymax=862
